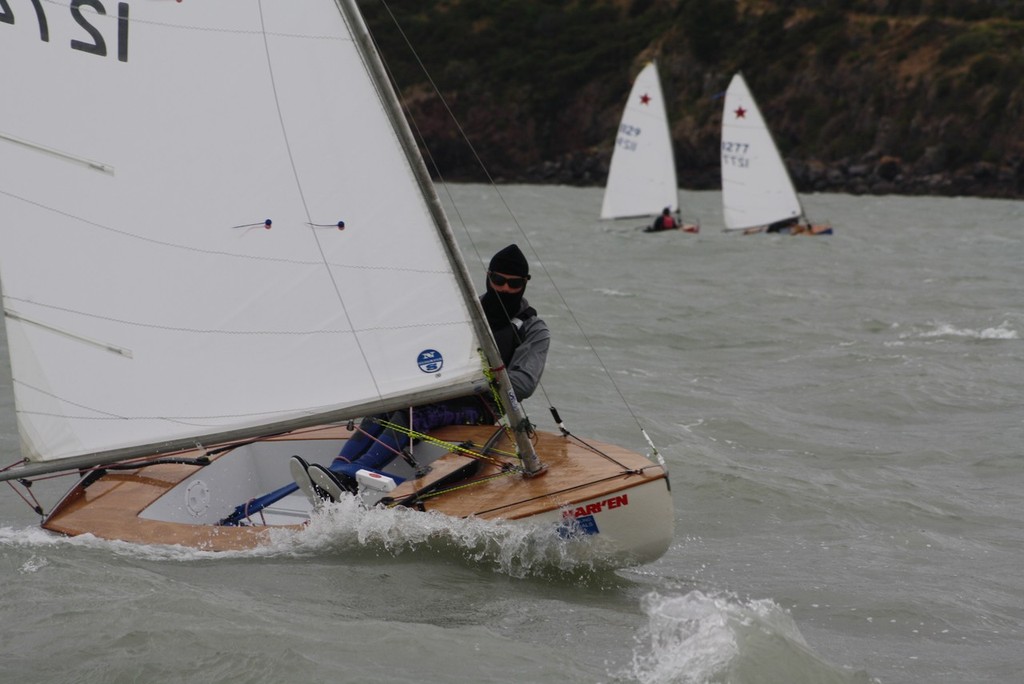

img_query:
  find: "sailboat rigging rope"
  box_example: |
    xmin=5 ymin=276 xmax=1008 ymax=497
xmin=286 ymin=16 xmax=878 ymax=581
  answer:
xmin=4 ymin=480 xmax=44 ymax=517
xmin=374 ymin=418 xmax=522 ymax=471
xmin=562 ymin=432 xmax=634 ymax=470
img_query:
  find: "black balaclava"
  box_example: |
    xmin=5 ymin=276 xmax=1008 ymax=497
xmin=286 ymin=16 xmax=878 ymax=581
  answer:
xmin=482 ymin=243 xmax=529 ymax=327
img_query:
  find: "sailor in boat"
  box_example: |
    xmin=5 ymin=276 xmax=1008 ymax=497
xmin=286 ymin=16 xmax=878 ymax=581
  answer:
xmin=790 ymin=221 xmax=833 ymax=235
xmin=742 ymin=217 xmax=797 ymax=235
xmin=645 ymin=207 xmax=678 ymax=232
xmin=744 ymin=217 xmax=796 ymax=235
xmin=767 ymin=217 xmax=798 ymax=234
xmin=745 ymin=217 xmax=831 ymax=236
xmin=297 ymin=244 xmax=551 ymax=497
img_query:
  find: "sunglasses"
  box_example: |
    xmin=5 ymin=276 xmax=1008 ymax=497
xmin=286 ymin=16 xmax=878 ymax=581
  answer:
xmin=488 ymin=272 xmax=529 ymax=289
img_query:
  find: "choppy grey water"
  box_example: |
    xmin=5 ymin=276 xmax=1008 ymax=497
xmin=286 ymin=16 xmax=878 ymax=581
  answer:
xmin=1 ymin=184 xmax=1021 ymax=684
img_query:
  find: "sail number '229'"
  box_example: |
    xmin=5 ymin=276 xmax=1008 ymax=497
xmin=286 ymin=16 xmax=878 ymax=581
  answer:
xmin=1 ymin=0 xmax=130 ymax=63
xmin=615 ymin=124 xmax=642 ymax=152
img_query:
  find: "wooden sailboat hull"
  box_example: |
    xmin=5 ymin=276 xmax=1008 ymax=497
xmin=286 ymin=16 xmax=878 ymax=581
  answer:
xmin=42 ymin=425 xmax=673 ymax=565
xmin=641 ymin=222 xmax=701 ymax=234
xmin=740 ymin=223 xmax=833 ymax=236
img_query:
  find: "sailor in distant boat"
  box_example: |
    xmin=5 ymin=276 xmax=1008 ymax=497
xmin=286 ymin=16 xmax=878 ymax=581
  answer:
xmin=746 ymin=216 xmax=800 ymax=234
xmin=645 ymin=207 xmax=677 ymax=232
xmin=743 ymin=216 xmax=832 ymax=236
xmin=306 ymin=244 xmax=550 ymax=495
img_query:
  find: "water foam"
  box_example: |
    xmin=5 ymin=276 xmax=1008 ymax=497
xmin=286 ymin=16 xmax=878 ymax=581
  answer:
xmin=917 ymin=321 xmax=1018 ymax=340
xmin=285 ymin=496 xmax=622 ymax=577
xmin=624 ymin=591 xmax=872 ymax=684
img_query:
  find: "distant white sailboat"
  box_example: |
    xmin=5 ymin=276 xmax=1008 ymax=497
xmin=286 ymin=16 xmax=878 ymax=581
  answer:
xmin=721 ymin=73 xmax=832 ymax=236
xmin=601 ymin=61 xmax=698 ymax=233
xmin=0 ymin=0 xmax=673 ymax=565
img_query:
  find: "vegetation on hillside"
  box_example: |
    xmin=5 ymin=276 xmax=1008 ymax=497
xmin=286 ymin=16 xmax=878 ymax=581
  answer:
xmin=361 ymin=0 xmax=1024 ymax=197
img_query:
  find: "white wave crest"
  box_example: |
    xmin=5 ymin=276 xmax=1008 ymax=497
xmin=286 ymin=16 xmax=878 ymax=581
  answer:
xmin=624 ymin=590 xmax=868 ymax=684
xmin=918 ymin=321 xmax=1018 ymax=340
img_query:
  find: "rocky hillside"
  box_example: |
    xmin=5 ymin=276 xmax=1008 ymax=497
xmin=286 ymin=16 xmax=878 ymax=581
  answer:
xmin=361 ymin=0 xmax=1024 ymax=198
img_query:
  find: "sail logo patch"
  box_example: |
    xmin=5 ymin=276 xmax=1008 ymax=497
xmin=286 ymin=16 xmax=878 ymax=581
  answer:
xmin=417 ymin=349 xmax=443 ymax=373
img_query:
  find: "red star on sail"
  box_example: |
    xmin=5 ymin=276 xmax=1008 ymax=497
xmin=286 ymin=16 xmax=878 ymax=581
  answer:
xmin=734 ymin=106 xmax=747 ymax=118
xmin=640 ymin=93 xmax=651 ymax=105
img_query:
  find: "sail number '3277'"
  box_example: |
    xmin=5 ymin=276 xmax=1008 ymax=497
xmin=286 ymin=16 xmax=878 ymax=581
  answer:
xmin=721 ymin=141 xmax=752 ymax=168
xmin=1 ymin=0 xmax=130 ymax=63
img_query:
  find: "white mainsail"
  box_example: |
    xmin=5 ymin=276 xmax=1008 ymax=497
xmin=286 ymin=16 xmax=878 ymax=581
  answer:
xmin=600 ymin=61 xmax=678 ymax=220
xmin=0 ymin=2 xmax=488 ymax=465
xmin=720 ymin=73 xmax=803 ymax=230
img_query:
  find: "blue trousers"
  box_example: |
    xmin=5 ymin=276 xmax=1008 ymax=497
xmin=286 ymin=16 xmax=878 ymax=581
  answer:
xmin=331 ymin=397 xmax=490 ymax=477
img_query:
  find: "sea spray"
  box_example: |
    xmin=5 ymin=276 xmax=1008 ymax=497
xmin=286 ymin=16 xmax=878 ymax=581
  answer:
xmin=627 ymin=591 xmax=873 ymax=684
xmin=289 ymin=497 xmax=626 ymax=578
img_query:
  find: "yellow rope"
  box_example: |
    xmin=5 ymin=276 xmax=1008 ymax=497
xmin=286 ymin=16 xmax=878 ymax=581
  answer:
xmin=480 ymin=351 xmax=509 ymax=415
xmin=375 ymin=349 xmax=528 ymax=464
xmin=479 ymin=349 xmax=531 ymax=468
xmin=375 ymin=418 xmax=517 ymax=468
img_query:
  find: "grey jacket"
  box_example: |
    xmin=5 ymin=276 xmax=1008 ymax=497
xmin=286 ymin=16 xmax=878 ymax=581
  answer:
xmin=505 ymin=308 xmax=550 ymax=400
